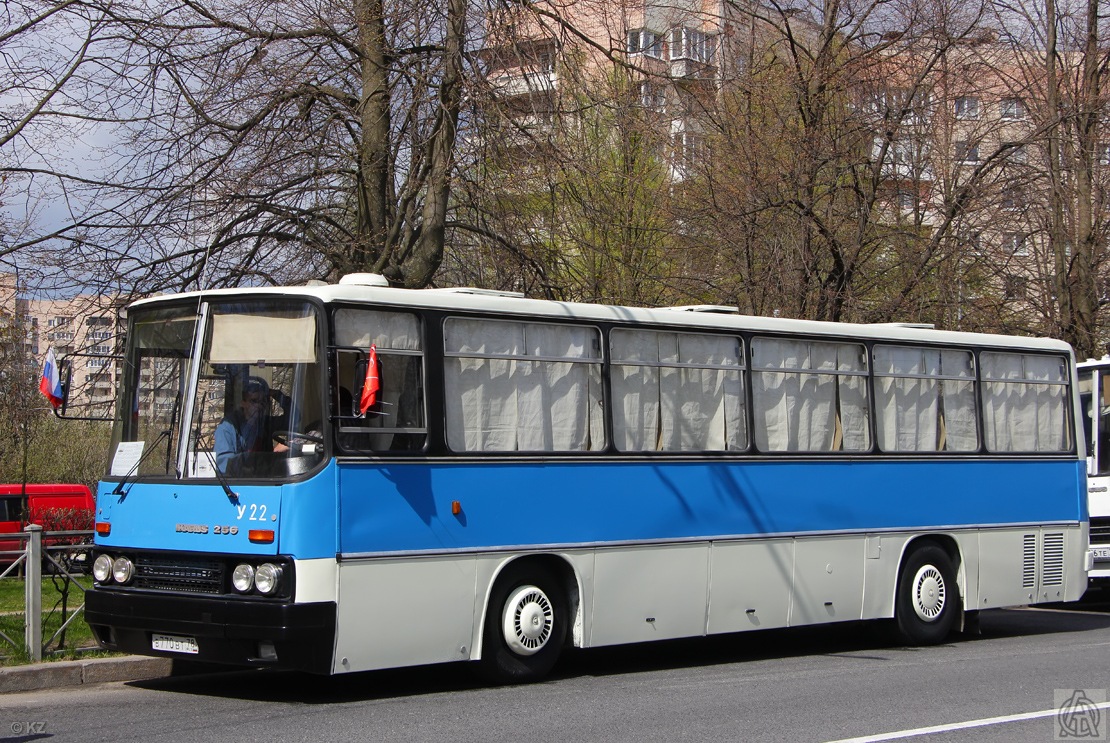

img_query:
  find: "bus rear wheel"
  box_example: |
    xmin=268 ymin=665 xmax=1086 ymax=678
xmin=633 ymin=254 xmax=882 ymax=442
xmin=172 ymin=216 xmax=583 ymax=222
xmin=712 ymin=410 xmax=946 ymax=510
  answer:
xmin=479 ymin=563 xmax=566 ymax=684
xmin=895 ymin=544 xmax=959 ymax=645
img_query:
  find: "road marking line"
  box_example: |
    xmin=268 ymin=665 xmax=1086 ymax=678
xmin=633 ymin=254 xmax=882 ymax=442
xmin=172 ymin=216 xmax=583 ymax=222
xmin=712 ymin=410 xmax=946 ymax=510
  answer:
xmin=824 ymin=701 xmax=1110 ymax=743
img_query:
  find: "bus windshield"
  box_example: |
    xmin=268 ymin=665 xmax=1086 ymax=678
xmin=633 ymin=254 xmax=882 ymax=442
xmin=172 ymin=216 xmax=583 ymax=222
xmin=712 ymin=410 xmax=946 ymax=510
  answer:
xmin=107 ymin=299 xmax=326 ymax=482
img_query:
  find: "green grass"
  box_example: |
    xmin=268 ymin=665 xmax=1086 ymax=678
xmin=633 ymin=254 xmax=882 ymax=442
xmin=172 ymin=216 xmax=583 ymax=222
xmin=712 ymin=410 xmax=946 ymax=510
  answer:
xmin=0 ymin=575 xmax=105 ymax=666
xmin=0 ymin=575 xmax=93 ymax=612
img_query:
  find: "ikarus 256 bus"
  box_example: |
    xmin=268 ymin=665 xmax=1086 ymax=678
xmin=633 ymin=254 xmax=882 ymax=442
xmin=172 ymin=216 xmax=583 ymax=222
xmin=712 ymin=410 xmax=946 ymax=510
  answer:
xmin=78 ymin=275 xmax=1091 ymax=682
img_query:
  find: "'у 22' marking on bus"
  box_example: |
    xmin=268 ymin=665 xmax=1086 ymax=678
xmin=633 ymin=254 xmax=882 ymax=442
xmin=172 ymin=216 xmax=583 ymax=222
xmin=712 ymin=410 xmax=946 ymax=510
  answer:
xmin=76 ymin=272 xmax=1091 ymax=684
xmin=236 ymin=503 xmax=269 ymax=521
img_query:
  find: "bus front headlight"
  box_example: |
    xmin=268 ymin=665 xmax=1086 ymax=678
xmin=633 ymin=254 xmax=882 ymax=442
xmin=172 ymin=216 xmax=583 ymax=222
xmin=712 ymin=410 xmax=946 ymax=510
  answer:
xmin=254 ymin=563 xmax=283 ymax=595
xmin=232 ymin=564 xmax=255 ymax=593
xmin=92 ymin=554 xmax=113 ymax=584
xmin=111 ymin=556 xmax=134 ymax=585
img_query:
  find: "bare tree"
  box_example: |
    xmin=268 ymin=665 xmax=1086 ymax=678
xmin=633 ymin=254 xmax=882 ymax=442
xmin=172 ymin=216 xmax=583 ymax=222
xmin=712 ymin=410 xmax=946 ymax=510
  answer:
xmin=1 ymin=1 xmax=116 ymax=280
xmin=685 ymin=0 xmax=1001 ymax=323
xmin=1056 ymin=0 xmax=1108 ymax=358
xmin=3 ymin=0 xmax=481 ymax=295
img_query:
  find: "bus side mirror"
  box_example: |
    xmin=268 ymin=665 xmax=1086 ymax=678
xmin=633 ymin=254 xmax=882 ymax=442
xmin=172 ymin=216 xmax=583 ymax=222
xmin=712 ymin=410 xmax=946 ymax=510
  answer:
xmin=52 ymin=353 xmax=118 ymax=422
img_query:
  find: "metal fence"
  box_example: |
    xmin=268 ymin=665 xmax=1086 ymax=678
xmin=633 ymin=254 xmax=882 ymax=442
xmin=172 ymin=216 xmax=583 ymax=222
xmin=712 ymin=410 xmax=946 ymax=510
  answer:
xmin=0 ymin=525 xmax=94 ymax=662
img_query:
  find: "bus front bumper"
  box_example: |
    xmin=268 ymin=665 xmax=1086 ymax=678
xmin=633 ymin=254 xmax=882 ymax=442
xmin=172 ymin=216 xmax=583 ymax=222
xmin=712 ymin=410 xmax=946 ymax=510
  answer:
xmin=85 ymin=587 xmax=336 ymax=674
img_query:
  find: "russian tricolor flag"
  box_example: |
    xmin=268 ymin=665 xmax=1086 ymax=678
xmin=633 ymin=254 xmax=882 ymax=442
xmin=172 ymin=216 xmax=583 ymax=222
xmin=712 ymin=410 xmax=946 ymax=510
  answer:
xmin=39 ymin=347 xmax=63 ymax=409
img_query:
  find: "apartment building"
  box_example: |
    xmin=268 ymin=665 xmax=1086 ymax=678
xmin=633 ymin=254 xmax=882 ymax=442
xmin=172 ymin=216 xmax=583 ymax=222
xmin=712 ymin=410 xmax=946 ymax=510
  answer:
xmin=863 ymin=35 xmax=1110 ymax=327
xmin=480 ymin=0 xmax=754 ymax=178
xmin=480 ymin=2 xmax=1109 ymax=335
xmin=0 ymin=272 xmax=122 ymax=418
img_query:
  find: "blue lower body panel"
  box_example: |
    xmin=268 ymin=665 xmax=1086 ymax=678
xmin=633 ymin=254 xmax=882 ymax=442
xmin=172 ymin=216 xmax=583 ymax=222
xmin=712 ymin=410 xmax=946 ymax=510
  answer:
xmin=336 ymin=458 xmax=1086 ymax=555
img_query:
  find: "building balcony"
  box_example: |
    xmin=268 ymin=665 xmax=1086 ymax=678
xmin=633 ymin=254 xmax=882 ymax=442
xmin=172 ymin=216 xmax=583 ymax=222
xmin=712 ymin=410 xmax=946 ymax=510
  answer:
xmin=488 ymin=69 xmax=557 ymax=99
xmin=669 ymin=57 xmax=717 ymax=82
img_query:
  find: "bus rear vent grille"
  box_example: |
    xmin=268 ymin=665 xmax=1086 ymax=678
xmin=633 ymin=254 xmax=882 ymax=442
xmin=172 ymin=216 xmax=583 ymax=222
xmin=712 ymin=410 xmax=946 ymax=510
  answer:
xmin=1090 ymin=517 xmax=1110 ymax=545
xmin=133 ymin=556 xmax=224 ymax=594
xmin=1022 ymin=534 xmax=1036 ymax=588
xmin=1042 ymin=533 xmax=1065 ymax=587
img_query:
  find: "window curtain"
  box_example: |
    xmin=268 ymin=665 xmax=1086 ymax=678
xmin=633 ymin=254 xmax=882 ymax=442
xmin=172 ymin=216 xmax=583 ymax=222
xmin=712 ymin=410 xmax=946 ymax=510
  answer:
xmin=752 ymin=339 xmax=867 ymax=452
xmin=874 ymin=347 xmax=940 ymax=451
xmin=444 ymin=319 xmax=602 ymax=452
xmin=612 ymin=330 xmax=745 ymax=452
xmin=940 ymin=351 xmax=978 ymax=451
xmin=981 ymin=352 xmax=1068 ymax=452
xmin=753 ymin=339 xmax=835 ymax=451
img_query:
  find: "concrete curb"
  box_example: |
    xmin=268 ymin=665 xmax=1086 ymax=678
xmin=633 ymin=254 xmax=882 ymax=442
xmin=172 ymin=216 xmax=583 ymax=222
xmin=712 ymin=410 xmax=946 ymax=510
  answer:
xmin=0 ymin=656 xmax=173 ymax=693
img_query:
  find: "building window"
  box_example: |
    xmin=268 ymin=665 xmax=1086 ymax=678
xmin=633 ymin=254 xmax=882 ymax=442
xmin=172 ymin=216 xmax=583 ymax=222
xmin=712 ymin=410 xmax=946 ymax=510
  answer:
xmin=1004 ymin=232 xmax=1029 ymax=257
xmin=999 ymin=98 xmax=1025 ymax=120
xmin=627 ymin=29 xmax=663 ymax=59
xmin=955 ymin=141 xmax=979 ymax=163
xmin=669 ymin=28 xmax=714 ymax=64
xmin=889 ymin=140 xmax=914 ymax=164
xmin=1003 ymin=274 xmax=1027 ymax=300
xmin=1000 ymin=187 xmax=1022 ymax=211
xmin=85 ymin=316 xmax=112 ymax=327
xmin=639 ymin=81 xmax=666 ymax=111
xmin=1099 ymin=143 xmax=1110 ymax=165
xmin=954 ymin=96 xmax=980 ymax=120
xmin=959 ymin=231 xmax=983 ymax=254
xmin=48 ymin=316 xmax=72 ymax=328
xmin=896 ymin=191 xmax=916 ymax=210
xmin=673 ymin=131 xmax=707 ymax=171
xmin=1004 ymin=143 xmax=1027 ymax=165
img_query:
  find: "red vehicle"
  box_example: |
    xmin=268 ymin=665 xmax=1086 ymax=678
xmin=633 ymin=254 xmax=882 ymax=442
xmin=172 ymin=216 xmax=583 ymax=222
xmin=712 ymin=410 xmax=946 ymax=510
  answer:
xmin=0 ymin=484 xmax=95 ymax=562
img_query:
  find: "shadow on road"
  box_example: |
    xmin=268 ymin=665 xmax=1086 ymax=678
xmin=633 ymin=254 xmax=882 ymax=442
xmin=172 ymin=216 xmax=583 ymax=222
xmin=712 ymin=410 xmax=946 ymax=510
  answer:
xmin=128 ymin=603 xmax=1110 ymax=705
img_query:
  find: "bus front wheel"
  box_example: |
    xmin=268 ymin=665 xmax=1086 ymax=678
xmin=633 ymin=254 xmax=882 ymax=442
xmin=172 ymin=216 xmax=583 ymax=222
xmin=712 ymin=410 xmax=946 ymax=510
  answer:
xmin=479 ymin=564 xmax=566 ymax=683
xmin=895 ymin=544 xmax=960 ymax=645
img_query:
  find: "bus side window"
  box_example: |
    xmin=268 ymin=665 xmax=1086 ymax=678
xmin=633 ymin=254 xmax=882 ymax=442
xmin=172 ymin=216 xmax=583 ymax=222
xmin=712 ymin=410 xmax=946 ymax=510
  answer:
xmin=333 ymin=309 xmax=427 ymax=453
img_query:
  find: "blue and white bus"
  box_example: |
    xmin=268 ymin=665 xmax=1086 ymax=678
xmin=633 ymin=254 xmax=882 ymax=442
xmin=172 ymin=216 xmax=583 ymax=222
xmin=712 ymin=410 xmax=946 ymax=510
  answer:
xmin=83 ymin=274 xmax=1090 ymax=682
xmin=1077 ymin=358 xmax=1110 ymax=584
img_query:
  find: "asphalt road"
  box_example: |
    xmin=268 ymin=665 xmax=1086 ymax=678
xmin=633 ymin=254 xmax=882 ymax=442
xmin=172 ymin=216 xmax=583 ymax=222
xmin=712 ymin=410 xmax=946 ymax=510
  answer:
xmin=0 ymin=602 xmax=1108 ymax=743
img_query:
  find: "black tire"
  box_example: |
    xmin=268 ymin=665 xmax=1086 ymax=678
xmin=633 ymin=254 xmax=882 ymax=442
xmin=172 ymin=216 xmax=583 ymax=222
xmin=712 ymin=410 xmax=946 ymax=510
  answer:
xmin=478 ymin=563 xmax=566 ymax=684
xmin=895 ymin=544 xmax=960 ymax=645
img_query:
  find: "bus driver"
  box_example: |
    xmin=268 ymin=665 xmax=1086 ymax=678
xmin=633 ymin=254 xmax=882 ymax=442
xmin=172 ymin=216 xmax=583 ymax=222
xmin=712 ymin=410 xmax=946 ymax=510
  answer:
xmin=214 ymin=377 xmax=288 ymax=475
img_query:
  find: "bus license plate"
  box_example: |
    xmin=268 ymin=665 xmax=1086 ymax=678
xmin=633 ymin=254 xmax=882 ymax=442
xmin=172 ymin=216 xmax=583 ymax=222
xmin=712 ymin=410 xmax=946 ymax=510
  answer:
xmin=152 ymin=634 xmax=199 ymax=654
xmin=1093 ymin=547 xmax=1110 ymax=561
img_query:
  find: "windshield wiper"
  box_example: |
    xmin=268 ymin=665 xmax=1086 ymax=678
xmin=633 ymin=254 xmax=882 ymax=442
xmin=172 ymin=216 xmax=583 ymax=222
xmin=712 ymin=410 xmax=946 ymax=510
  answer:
xmin=203 ymin=449 xmax=239 ymax=504
xmin=112 ymin=430 xmax=171 ymax=497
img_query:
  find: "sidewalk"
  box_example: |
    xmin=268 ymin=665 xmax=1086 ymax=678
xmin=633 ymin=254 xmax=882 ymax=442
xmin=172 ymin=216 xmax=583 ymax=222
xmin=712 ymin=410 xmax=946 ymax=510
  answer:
xmin=0 ymin=656 xmax=173 ymax=693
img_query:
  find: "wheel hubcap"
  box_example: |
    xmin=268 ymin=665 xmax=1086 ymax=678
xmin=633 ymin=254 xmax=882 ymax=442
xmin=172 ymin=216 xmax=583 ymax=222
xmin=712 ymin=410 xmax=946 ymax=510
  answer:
xmin=502 ymin=585 xmax=553 ymax=656
xmin=912 ymin=565 xmax=946 ymax=622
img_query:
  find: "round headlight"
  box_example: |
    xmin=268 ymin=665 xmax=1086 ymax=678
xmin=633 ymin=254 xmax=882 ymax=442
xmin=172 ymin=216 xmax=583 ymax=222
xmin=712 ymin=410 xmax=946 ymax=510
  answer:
xmin=92 ymin=554 xmax=113 ymax=584
xmin=232 ymin=563 xmax=255 ymax=593
xmin=111 ymin=556 xmax=134 ymax=585
xmin=254 ymin=563 xmax=283 ymax=595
